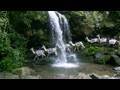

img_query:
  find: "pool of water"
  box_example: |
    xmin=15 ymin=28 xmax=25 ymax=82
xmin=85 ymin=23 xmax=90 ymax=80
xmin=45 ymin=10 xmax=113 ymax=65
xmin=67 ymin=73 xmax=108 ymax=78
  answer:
xmin=29 ymin=62 xmax=116 ymax=79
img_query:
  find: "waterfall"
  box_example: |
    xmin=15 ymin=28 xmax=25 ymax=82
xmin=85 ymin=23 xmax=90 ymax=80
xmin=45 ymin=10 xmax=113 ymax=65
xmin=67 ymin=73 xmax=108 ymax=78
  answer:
xmin=48 ymin=11 xmax=79 ymax=68
xmin=55 ymin=11 xmax=71 ymax=43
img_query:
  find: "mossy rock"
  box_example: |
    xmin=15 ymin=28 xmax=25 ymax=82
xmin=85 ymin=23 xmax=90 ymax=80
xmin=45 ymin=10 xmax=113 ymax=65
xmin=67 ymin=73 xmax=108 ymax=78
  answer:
xmin=94 ymin=54 xmax=111 ymax=64
xmin=82 ymin=46 xmax=104 ymax=56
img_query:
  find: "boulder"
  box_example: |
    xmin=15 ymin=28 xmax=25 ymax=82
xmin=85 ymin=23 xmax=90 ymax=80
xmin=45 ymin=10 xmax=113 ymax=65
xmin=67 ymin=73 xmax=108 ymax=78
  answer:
xmin=89 ymin=73 xmax=100 ymax=79
xmin=89 ymin=73 xmax=117 ymax=79
xmin=94 ymin=52 xmax=110 ymax=64
xmin=111 ymin=55 xmax=120 ymax=65
xmin=94 ymin=52 xmax=103 ymax=60
xmin=113 ymin=67 xmax=120 ymax=72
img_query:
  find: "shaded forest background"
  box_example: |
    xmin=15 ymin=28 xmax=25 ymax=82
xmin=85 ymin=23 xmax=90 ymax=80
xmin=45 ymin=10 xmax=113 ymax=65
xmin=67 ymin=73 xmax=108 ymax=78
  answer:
xmin=0 ymin=11 xmax=120 ymax=71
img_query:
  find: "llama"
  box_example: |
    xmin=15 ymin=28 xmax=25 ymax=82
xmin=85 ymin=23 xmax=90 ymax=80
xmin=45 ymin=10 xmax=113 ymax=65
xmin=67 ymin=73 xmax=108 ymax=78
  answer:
xmin=86 ymin=37 xmax=99 ymax=43
xmin=41 ymin=45 xmax=58 ymax=57
xmin=96 ymin=34 xmax=107 ymax=44
xmin=75 ymin=41 xmax=85 ymax=50
xmin=108 ymin=38 xmax=118 ymax=46
xmin=30 ymin=48 xmax=46 ymax=62
xmin=69 ymin=41 xmax=85 ymax=52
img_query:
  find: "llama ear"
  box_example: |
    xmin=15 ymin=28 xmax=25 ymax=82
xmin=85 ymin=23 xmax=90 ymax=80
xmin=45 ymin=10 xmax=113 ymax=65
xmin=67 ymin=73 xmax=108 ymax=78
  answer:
xmin=30 ymin=48 xmax=33 ymax=51
xmin=85 ymin=37 xmax=88 ymax=39
xmin=97 ymin=34 xmax=100 ymax=37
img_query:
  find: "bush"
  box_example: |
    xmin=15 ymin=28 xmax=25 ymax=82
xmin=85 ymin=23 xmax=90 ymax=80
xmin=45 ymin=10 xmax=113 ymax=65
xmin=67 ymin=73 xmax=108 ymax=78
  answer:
xmin=9 ymin=31 xmax=28 ymax=49
xmin=0 ymin=48 xmax=25 ymax=72
xmin=0 ymin=11 xmax=26 ymax=72
xmin=0 ymin=29 xmax=11 ymax=59
xmin=83 ymin=46 xmax=104 ymax=56
xmin=0 ymin=31 xmax=26 ymax=72
xmin=95 ymin=55 xmax=111 ymax=65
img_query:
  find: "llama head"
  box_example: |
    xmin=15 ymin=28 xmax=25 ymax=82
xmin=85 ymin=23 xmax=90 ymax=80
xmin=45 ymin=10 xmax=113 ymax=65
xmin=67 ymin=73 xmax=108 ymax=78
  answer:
xmin=85 ymin=37 xmax=89 ymax=40
xmin=30 ymin=48 xmax=34 ymax=51
xmin=69 ymin=41 xmax=73 ymax=45
xmin=79 ymin=42 xmax=85 ymax=48
xmin=30 ymin=48 xmax=35 ymax=54
xmin=41 ymin=45 xmax=46 ymax=49
xmin=96 ymin=34 xmax=100 ymax=38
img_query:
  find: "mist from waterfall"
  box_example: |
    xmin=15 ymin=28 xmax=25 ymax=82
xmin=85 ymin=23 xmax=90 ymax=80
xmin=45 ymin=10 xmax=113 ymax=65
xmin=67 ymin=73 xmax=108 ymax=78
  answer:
xmin=48 ymin=11 xmax=79 ymax=68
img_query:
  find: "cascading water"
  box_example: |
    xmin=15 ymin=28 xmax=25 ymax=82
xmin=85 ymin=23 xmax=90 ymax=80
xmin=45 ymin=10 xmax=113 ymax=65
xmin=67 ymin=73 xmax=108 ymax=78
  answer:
xmin=48 ymin=11 xmax=79 ymax=68
xmin=55 ymin=11 xmax=71 ymax=43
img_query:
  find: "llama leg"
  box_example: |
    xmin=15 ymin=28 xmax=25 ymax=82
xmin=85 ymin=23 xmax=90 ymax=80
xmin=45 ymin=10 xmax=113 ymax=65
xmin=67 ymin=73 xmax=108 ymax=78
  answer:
xmin=43 ymin=54 xmax=45 ymax=58
xmin=55 ymin=51 xmax=57 ymax=56
xmin=75 ymin=46 xmax=77 ymax=52
xmin=77 ymin=47 xmax=79 ymax=52
xmin=34 ymin=55 xmax=37 ymax=62
xmin=73 ymin=47 xmax=75 ymax=52
xmin=42 ymin=53 xmax=46 ymax=58
xmin=37 ymin=56 xmax=41 ymax=64
xmin=77 ymin=46 xmax=79 ymax=51
xmin=35 ymin=56 xmax=39 ymax=64
xmin=47 ymin=53 xmax=49 ymax=57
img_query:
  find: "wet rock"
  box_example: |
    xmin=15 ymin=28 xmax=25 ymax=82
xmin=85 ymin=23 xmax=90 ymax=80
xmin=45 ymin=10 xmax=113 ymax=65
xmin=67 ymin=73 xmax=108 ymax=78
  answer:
xmin=111 ymin=55 xmax=120 ymax=65
xmin=77 ymin=73 xmax=91 ymax=79
xmin=89 ymin=73 xmax=117 ymax=79
xmin=112 ymin=73 xmax=120 ymax=78
xmin=94 ymin=52 xmax=103 ymax=62
xmin=94 ymin=52 xmax=110 ymax=64
xmin=54 ymin=74 xmax=68 ymax=79
xmin=0 ymin=72 xmax=19 ymax=79
xmin=0 ymin=72 xmax=6 ymax=79
xmin=13 ymin=67 xmax=36 ymax=76
xmin=4 ymin=73 xmax=19 ymax=79
xmin=95 ymin=52 xmax=103 ymax=59
xmin=20 ymin=75 xmax=40 ymax=79
xmin=115 ymin=51 xmax=120 ymax=56
xmin=89 ymin=73 xmax=100 ymax=79
xmin=113 ymin=67 xmax=120 ymax=72
xmin=69 ymin=73 xmax=91 ymax=79
xmin=101 ymin=75 xmax=113 ymax=79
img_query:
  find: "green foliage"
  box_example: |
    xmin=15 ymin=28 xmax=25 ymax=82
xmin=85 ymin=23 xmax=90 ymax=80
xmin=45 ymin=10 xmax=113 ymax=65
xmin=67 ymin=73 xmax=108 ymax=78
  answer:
xmin=96 ymin=55 xmax=111 ymax=65
xmin=83 ymin=46 xmax=104 ymax=56
xmin=0 ymin=11 xmax=50 ymax=72
xmin=0 ymin=30 xmax=10 ymax=53
xmin=8 ymin=11 xmax=50 ymax=48
xmin=64 ymin=11 xmax=120 ymax=40
xmin=9 ymin=31 xmax=28 ymax=48
xmin=63 ymin=11 xmax=106 ymax=41
xmin=0 ymin=48 xmax=25 ymax=72
xmin=0 ymin=11 xmax=11 ymax=60
xmin=82 ymin=45 xmax=113 ymax=65
xmin=8 ymin=11 xmax=48 ymax=34
xmin=0 ymin=11 xmax=26 ymax=72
